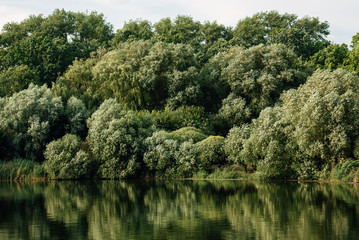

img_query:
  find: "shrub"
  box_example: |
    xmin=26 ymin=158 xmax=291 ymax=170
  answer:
xmin=0 ymin=84 xmax=63 ymax=161
xmin=144 ymin=130 xmax=199 ymax=178
xmin=87 ymin=99 xmax=156 ymax=178
xmin=175 ymin=141 xmax=199 ymax=177
xmin=168 ymin=127 xmax=207 ymax=143
xmin=197 ymin=136 xmax=226 ymax=172
xmin=143 ymin=131 xmax=179 ymax=177
xmin=64 ymin=96 xmax=89 ymax=138
xmin=224 ymin=124 xmax=251 ymax=171
xmin=43 ymin=134 xmax=95 ymax=179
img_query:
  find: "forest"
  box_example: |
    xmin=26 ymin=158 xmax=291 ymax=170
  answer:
xmin=0 ymin=9 xmax=359 ymax=181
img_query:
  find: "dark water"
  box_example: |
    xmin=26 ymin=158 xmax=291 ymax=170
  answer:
xmin=0 ymin=180 xmax=358 ymax=240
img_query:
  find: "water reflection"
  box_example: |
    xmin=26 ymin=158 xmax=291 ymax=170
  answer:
xmin=0 ymin=180 xmax=358 ymax=240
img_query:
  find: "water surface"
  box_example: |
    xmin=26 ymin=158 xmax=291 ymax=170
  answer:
xmin=0 ymin=180 xmax=358 ymax=240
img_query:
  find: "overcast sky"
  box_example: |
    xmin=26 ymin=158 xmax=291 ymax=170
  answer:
xmin=0 ymin=0 xmax=357 ymax=45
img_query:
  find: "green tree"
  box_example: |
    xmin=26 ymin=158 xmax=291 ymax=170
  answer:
xmin=169 ymin=127 xmax=207 ymax=143
xmin=233 ymin=11 xmax=329 ymax=59
xmin=143 ymin=129 xmax=201 ymax=177
xmin=281 ymin=69 xmax=359 ymax=163
xmin=153 ymin=15 xmax=201 ymax=47
xmin=43 ymin=134 xmax=95 ymax=179
xmin=0 ymin=84 xmax=63 ymax=161
xmin=91 ymin=40 xmax=200 ymax=110
xmin=309 ymin=43 xmax=349 ymax=70
xmin=64 ymin=96 xmax=89 ymax=138
xmin=0 ymin=9 xmax=114 ymax=85
xmin=224 ymin=124 xmax=252 ymax=171
xmin=197 ymin=136 xmax=226 ymax=172
xmin=87 ymin=99 xmax=156 ymax=178
xmin=0 ymin=65 xmax=39 ymax=97
xmin=343 ymin=33 xmax=359 ymax=72
xmin=52 ymin=48 xmax=107 ymax=111
xmin=240 ymin=107 xmax=295 ymax=179
xmin=215 ymin=44 xmax=307 ymax=128
xmin=111 ymin=19 xmax=153 ymax=44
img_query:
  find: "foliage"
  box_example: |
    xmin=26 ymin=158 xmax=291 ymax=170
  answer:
xmin=343 ymin=33 xmax=359 ymax=72
xmin=0 ymin=84 xmax=63 ymax=161
xmin=0 ymin=65 xmax=39 ymax=97
xmin=224 ymin=124 xmax=252 ymax=170
xmin=174 ymin=141 xmax=199 ymax=177
xmin=232 ymin=11 xmax=330 ymax=58
xmin=52 ymin=48 xmax=107 ymax=112
xmin=143 ymin=130 xmax=199 ymax=178
xmin=150 ymin=105 xmax=208 ymax=132
xmin=308 ymin=43 xmax=349 ymax=70
xmin=240 ymin=107 xmax=295 ymax=179
xmin=168 ymin=127 xmax=207 ymax=143
xmin=111 ymin=19 xmax=153 ymax=44
xmin=212 ymin=43 xmax=307 ymax=129
xmin=197 ymin=136 xmax=226 ymax=172
xmin=143 ymin=130 xmax=179 ymax=177
xmin=64 ymin=96 xmax=90 ymax=138
xmin=330 ymin=159 xmax=359 ymax=182
xmin=87 ymin=99 xmax=156 ymax=178
xmin=281 ymin=69 xmax=359 ymax=163
xmin=0 ymin=9 xmax=114 ymax=85
xmin=60 ymin=40 xmax=202 ymax=110
xmin=0 ymin=158 xmax=46 ymax=180
xmin=43 ymin=134 xmax=95 ymax=179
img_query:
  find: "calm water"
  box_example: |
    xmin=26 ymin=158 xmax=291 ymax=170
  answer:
xmin=0 ymin=180 xmax=358 ymax=240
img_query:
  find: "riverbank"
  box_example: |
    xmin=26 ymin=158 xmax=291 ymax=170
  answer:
xmin=1 ymin=160 xmax=358 ymax=184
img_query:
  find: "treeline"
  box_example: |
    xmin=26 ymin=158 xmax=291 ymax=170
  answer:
xmin=1 ymin=9 xmax=359 ymax=181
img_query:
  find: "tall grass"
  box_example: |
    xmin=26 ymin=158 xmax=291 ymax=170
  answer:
xmin=329 ymin=159 xmax=359 ymax=183
xmin=0 ymin=158 xmax=47 ymax=180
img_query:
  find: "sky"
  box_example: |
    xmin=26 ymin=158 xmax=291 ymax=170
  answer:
xmin=0 ymin=0 xmax=358 ymax=45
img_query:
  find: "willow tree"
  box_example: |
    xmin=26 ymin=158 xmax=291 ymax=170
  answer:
xmin=0 ymin=84 xmax=63 ymax=161
xmin=281 ymin=69 xmax=359 ymax=163
xmin=209 ymin=44 xmax=307 ymax=129
xmin=92 ymin=40 xmax=201 ymax=110
xmin=87 ymin=99 xmax=156 ymax=178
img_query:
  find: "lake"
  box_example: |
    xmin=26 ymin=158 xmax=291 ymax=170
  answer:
xmin=0 ymin=180 xmax=358 ymax=240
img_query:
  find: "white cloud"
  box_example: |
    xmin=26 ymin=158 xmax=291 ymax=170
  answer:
xmin=0 ymin=5 xmax=30 ymax=30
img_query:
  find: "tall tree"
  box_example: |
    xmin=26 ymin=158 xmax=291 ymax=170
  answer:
xmin=0 ymin=9 xmax=114 ymax=86
xmin=232 ymin=11 xmax=330 ymax=59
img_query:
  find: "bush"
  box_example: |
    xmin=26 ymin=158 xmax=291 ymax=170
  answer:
xmin=43 ymin=134 xmax=95 ymax=179
xmin=0 ymin=84 xmax=64 ymax=161
xmin=87 ymin=99 xmax=156 ymax=178
xmin=169 ymin=127 xmax=207 ymax=143
xmin=224 ymin=124 xmax=251 ymax=171
xmin=64 ymin=96 xmax=90 ymax=139
xmin=151 ymin=105 xmax=208 ymax=132
xmin=197 ymin=136 xmax=226 ymax=172
xmin=143 ymin=130 xmax=179 ymax=177
xmin=175 ymin=141 xmax=199 ymax=177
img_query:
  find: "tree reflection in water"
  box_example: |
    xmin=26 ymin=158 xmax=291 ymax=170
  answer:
xmin=0 ymin=180 xmax=358 ymax=240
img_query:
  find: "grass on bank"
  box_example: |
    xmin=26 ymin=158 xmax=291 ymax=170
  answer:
xmin=0 ymin=159 xmax=47 ymax=180
xmin=0 ymin=159 xmax=358 ymax=183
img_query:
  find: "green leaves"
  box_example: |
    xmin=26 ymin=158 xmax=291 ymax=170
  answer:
xmin=87 ymin=99 xmax=156 ymax=178
xmin=43 ymin=134 xmax=94 ymax=179
xmin=0 ymin=84 xmax=63 ymax=161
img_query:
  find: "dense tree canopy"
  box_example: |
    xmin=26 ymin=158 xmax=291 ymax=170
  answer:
xmin=232 ymin=11 xmax=330 ymax=59
xmin=1 ymin=9 xmax=359 ymax=181
xmin=0 ymin=9 xmax=114 ymax=86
